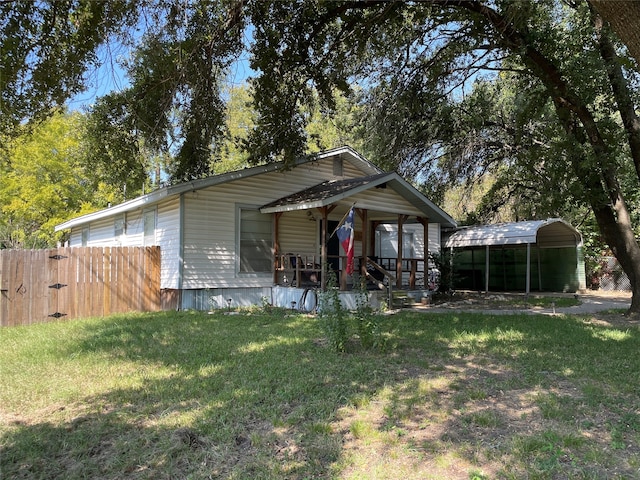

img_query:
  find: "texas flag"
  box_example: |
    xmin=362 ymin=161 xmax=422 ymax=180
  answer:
xmin=336 ymin=207 xmax=355 ymax=274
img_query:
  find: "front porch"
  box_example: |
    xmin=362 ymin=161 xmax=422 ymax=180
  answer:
xmin=274 ymin=253 xmax=434 ymax=291
xmin=259 ymin=173 xmax=456 ymax=300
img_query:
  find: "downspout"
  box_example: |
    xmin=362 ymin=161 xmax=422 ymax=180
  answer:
xmin=178 ymin=193 xmax=185 ymax=310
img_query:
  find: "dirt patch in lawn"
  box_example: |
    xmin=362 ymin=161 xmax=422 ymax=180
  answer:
xmin=334 ymin=350 xmax=639 ymax=479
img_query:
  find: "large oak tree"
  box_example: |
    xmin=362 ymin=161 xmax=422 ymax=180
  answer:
xmin=3 ymin=0 xmax=640 ymax=313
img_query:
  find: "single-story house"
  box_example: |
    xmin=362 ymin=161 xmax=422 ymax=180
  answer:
xmin=444 ymin=219 xmax=586 ymax=293
xmin=55 ymin=146 xmax=457 ymax=310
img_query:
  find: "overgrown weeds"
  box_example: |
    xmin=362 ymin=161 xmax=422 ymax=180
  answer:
xmin=317 ymin=271 xmax=387 ymax=352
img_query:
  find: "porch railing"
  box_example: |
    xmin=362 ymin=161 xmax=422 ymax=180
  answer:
xmin=276 ymin=254 xmax=323 ymax=287
xmin=276 ymin=254 xmax=430 ymax=291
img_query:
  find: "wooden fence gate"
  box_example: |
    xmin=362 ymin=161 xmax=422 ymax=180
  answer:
xmin=0 ymin=246 xmax=161 ymax=327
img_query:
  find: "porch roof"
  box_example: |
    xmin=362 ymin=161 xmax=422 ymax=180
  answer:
xmin=260 ymin=172 xmax=457 ymax=227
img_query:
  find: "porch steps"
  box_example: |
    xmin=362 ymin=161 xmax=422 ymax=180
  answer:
xmin=391 ymin=290 xmax=413 ymax=309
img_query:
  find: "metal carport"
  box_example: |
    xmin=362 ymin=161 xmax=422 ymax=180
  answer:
xmin=444 ymin=219 xmax=586 ymax=294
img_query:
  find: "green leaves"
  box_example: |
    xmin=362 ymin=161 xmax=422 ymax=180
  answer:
xmin=0 ymin=0 xmax=135 ymax=137
xmin=0 ymin=112 xmax=120 ymax=248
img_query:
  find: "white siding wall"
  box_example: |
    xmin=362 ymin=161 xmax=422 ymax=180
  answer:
xmin=69 ymin=229 xmax=83 ymax=246
xmin=353 ymin=188 xmax=425 ymax=217
xmin=157 ymin=198 xmax=181 ymax=289
xmin=279 ymin=211 xmax=318 ymax=255
xmin=376 ymin=222 xmax=441 ymax=259
xmin=180 ymin=158 xmax=369 ymax=289
xmin=122 ymin=210 xmax=144 ymax=246
xmin=86 ymin=218 xmax=115 ymax=246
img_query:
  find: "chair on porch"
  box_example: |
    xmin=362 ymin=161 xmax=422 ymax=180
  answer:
xmin=289 ymin=254 xmax=321 ymax=287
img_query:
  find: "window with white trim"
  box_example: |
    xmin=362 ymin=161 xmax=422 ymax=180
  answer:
xmin=114 ymin=214 xmax=126 ymax=244
xmin=238 ymin=207 xmax=273 ymax=273
xmin=143 ymin=208 xmax=156 ymax=246
xmin=376 ymin=228 xmax=415 ymax=258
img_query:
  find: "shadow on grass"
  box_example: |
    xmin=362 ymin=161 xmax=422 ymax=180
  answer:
xmin=2 ymin=310 xmax=395 ymax=478
xmin=2 ymin=310 xmax=640 ymax=478
xmin=367 ymin=312 xmax=640 ymax=478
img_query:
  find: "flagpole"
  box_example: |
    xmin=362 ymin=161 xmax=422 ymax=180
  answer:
xmin=329 ymin=203 xmax=356 ymax=239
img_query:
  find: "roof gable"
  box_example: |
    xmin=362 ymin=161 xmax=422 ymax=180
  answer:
xmin=261 ymin=172 xmax=457 ymax=227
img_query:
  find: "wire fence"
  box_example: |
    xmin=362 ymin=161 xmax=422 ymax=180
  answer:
xmin=589 ymin=256 xmax=631 ymax=291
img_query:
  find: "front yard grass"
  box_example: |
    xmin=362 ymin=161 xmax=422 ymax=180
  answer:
xmin=2 ymin=308 xmax=640 ymax=479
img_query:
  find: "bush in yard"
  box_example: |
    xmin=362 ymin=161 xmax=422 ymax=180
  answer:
xmin=354 ymin=282 xmax=386 ymax=351
xmin=318 ymin=267 xmax=349 ymax=352
xmin=318 ymin=268 xmax=387 ymax=352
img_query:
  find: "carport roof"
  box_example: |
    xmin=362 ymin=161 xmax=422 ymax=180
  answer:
xmin=444 ymin=219 xmax=582 ymax=248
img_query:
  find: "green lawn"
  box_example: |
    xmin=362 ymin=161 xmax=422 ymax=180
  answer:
xmin=2 ymin=308 xmax=640 ymax=479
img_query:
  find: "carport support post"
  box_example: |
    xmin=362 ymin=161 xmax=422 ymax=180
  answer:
xmin=526 ymin=243 xmax=531 ymax=295
xmin=485 ymin=245 xmax=490 ymax=293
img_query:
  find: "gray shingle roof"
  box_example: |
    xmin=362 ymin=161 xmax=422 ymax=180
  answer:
xmin=261 ymin=173 xmax=389 ymax=210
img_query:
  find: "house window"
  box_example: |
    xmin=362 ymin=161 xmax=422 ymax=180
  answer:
xmin=114 ymin=215 xmax=126 ymax=244
xmin=81 ymin=227 xmax=89 ymax=246
xmin=333 ymin=157 xmax=343 ymax=176
xmin=143 ymin=208 xmax=156 ymax=246
xmin=376 ymin=228 xmax=415 ymax=258
xmin=238 ymin=207 xmax=273 ymax=273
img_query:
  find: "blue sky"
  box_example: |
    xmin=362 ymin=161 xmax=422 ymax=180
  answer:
xmin=67 ymin=28 xmax=255 ymax=112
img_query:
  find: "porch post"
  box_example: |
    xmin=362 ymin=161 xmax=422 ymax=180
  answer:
xmin=356 ymin=208 xmax=368 ymax=282
xmin=417 ymin=216 xmax=429 ymax=288
xmin=317 ymin=205 xmax=336 ymax=291
xmin=320 ymin=207 xmax=328 ymax=291
xmin=273 ymin=212 xmax=282 ymax=285
xmin=397 ymin=214 xmax=408 ymax=289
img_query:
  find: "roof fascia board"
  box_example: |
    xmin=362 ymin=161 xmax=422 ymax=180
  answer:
xmin=54 ymin=146 xmax=387 ymax=232
xmin=55 ymin=161 xmax=283 ymax=231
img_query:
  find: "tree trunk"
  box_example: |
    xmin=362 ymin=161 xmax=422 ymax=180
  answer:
xmin=592 ymin=8 xmax=640 ymax=182
xmin=591 ymin=204 xmax=640 ymax=313
xmin=590 ymin=0 xmax=640 ymax=67
xmin=460 ymin=0 xmax=640 ymax=313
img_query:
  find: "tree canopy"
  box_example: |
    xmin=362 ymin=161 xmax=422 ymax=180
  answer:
xmin=3 ymin=0 xmax=640 ymax=312
xmin=0 ymin=111 xmax=121 ymax=248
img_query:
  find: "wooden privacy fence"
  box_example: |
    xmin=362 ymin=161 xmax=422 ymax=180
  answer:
xmin=0 ymin=246 xmax=161 ymax=327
